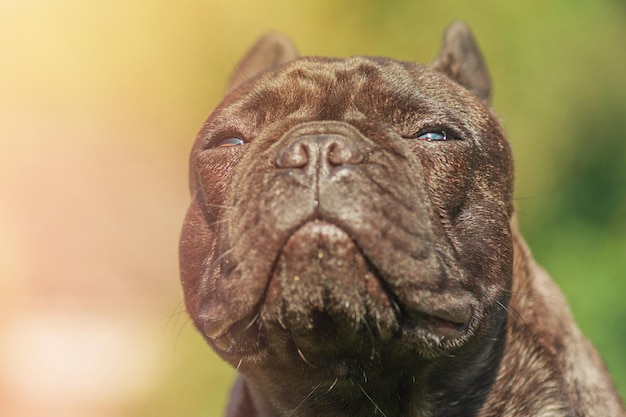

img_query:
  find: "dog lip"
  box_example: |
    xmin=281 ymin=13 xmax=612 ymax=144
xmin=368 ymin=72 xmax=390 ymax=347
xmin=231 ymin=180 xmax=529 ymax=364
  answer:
xmin=419 ymin=313 xmax=470 ymax=341
xmin=426 ymin=306 xmax=472 ymax=326
xmin=401 ymin=308 xmax=472 ymax=342
xmin=402 ymin=295 xmax=474 ymax=339
xmin=208 ymin=310 xmax=261 ymax=353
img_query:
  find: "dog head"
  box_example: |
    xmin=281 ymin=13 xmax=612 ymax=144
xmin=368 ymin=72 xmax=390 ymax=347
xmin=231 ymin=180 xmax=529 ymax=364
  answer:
xmin=180 ymin=22 xmax=514 ymax=414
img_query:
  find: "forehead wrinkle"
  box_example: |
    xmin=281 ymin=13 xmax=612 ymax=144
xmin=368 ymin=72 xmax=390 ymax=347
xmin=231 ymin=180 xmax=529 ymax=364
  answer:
xmin=246 ymin=58 xmax=380 ymax=123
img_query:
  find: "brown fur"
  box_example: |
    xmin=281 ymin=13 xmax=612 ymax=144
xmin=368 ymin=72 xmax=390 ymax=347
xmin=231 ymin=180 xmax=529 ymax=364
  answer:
xmin=179 ymin=22 xmax=625 ymax=417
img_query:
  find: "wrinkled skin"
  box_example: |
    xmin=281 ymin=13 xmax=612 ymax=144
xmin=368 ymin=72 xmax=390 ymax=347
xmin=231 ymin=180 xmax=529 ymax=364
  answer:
xmin=179 ymin=23 xmax=625 ymax=417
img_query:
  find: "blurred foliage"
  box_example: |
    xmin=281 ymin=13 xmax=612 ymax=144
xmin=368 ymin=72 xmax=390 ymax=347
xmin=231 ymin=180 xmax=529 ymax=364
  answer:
xmin=2 ymin=0 xmax=624 ymax=416
xmin=518 ymin=92 xmax=626 ymax=389
xmin=125 ymin=319 xmax=235 ymax=416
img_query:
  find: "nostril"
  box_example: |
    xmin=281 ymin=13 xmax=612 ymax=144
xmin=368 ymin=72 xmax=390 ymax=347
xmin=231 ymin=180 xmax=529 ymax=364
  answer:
xmin=328 ymin=141 xmax=365 ymax=166
xmin=276 ymin=141 xmax=309 ymax=169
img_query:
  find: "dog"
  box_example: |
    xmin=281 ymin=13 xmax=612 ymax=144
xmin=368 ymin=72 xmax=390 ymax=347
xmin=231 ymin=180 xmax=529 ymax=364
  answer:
xmin=179 ymin=22 xmax=625 ymax=417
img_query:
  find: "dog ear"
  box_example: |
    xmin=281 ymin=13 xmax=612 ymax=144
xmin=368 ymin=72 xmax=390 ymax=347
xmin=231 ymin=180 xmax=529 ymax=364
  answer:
xmin=226 ymin=32 xmax=299 ymax=94
xmin=432 ymin=22 xmax=491 ymax=103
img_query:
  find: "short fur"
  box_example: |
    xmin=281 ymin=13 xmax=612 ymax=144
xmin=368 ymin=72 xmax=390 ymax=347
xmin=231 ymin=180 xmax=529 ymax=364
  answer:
xmin=179 ymin=22 xmax=625 ymax=417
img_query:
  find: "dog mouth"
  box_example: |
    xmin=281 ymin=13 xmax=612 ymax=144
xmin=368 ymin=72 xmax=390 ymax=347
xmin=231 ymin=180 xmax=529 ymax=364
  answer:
xmin=210 ymin=220 xmax=473 ymax=357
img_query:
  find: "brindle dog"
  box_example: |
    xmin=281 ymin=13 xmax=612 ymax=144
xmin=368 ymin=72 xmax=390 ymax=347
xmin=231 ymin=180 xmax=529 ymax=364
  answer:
xmin=179 ymin=22 xmax=625 ymax=417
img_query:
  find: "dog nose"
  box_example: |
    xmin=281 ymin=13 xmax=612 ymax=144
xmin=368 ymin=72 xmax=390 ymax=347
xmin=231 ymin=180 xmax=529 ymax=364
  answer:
xmin=276 ymin=134 xmax=366 ymax=170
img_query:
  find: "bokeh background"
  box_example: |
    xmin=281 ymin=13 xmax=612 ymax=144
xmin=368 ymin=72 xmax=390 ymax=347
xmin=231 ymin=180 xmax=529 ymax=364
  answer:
xmin=1 ymin=1 xmax=624 ymax=416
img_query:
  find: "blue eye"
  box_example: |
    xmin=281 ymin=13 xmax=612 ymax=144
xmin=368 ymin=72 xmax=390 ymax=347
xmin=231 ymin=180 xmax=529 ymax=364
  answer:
xmin=217 ymin=137 xmax=245 ymax=147
xmin=417 ymin=131 xmax=447 ymax=142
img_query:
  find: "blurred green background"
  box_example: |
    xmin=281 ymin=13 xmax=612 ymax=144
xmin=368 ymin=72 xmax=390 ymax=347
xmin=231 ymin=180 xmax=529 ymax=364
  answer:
xmin=1 ymin=1 xmax=624 ymax=416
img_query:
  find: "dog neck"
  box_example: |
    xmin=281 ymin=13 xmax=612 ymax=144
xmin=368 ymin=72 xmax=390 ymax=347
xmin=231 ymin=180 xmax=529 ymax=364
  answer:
xmin=224 ymin=308 xmax=509 ymax=417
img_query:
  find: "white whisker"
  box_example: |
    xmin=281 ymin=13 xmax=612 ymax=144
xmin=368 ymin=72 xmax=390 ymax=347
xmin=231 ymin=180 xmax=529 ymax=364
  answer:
xmin=358 ymin=382 xmax=388 ymax=417
xmin=287 ymin=382 xmax=321 ymax=417
xmin=297 ymin=348 xmax=315 ymax=368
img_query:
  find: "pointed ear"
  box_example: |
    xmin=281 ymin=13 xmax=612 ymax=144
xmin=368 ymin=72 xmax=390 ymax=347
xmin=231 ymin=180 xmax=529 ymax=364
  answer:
xmin=432 ymin=22 xmax=491 ymax=103
xmin=226 ymin=32 xmax=298 ymax=94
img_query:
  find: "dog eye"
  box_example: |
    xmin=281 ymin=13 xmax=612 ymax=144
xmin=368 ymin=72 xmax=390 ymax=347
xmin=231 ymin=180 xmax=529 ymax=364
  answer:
xmin=417 ymin=131 xmax=447 ymax=142
xmin=217 ymin=137 xmax=245 ymax=147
